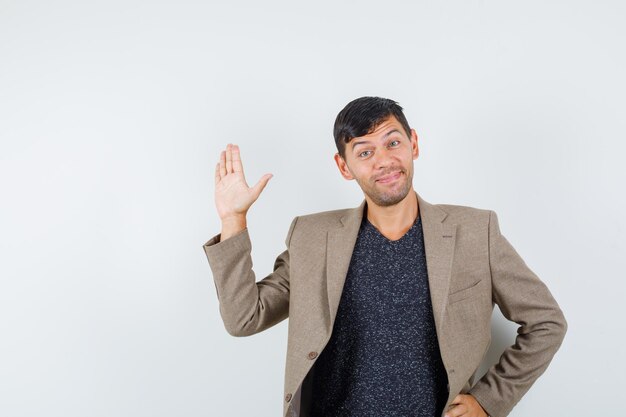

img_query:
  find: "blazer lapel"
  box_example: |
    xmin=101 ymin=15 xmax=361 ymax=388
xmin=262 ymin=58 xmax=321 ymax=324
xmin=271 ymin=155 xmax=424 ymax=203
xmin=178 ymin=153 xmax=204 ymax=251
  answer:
xmin=325 ymin=199 xmax=364 ymax=332
xmin=324 ymin=190 xmax=456 ymax=339
xmin=419 ymin=193 xmax=457 ymax=333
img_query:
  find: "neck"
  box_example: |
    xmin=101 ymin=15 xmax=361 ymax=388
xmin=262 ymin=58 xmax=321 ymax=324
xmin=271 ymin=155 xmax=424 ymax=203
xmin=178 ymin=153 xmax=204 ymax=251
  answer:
xmin=365 ymin=189 xmax=419 ymax=235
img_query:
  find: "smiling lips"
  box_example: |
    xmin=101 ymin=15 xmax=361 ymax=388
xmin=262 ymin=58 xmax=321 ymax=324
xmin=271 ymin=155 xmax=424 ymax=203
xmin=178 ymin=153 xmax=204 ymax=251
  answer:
xmin=376 ymin=171 xmax=402 ymax=183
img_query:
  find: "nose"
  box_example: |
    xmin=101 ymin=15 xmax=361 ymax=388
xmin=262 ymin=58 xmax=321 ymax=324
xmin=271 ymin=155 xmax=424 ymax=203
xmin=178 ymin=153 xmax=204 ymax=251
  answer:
xmin=372 ymin=145 xmax=396 ymax=169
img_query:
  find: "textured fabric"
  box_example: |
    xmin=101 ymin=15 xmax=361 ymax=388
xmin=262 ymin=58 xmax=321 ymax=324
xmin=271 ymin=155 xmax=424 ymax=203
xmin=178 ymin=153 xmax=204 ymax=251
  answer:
xmin=201 ymin=191 xmax=568 ymax=417
xmin=308 ymin=212 xmax=448 ymax=417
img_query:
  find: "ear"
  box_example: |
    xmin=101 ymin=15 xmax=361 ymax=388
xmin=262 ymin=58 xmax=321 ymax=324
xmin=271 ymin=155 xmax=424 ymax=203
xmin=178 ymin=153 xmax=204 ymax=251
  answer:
xmin=334 ymin=152 xmax=354 ymax=180
xmin=410 ymin=128 xmax=419 ymax=160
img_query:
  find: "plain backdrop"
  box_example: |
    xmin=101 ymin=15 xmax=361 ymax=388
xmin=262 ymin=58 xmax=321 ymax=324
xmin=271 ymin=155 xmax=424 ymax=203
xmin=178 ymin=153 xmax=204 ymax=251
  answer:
xmin=1 ymin=1 xmax=624 ymax=416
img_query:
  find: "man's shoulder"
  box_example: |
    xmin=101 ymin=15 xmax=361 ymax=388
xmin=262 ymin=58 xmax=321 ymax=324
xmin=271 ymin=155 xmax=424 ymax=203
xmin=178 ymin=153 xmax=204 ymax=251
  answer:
xmin=294 ymin=206 xmax=352 ymax=226
xmin=433 ymin=203 xmax=491 ymax=217
xmin=437 ymin=202 xmax=492 ymax=222
xmin=284 ymin=207 xmax=351 ymax=246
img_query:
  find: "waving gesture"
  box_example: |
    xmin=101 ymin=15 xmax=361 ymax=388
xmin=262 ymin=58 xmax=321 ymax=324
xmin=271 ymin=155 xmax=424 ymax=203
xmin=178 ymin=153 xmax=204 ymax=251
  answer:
xmin=214 ymin=143 xmax=273 ymax=222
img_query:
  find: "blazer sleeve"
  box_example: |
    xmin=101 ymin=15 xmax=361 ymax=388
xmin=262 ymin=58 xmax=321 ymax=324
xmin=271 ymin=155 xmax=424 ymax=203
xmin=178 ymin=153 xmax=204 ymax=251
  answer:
xmin=467 ymin=210 xmax=568 ymax=417
xmin=202 ymin=216 xmax=299 ymax=337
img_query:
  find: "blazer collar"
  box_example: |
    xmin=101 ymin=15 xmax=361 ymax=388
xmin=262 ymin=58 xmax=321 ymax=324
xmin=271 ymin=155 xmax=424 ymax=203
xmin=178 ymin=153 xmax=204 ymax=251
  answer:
xmin=325 ymin=190 xmax=457 ymax=339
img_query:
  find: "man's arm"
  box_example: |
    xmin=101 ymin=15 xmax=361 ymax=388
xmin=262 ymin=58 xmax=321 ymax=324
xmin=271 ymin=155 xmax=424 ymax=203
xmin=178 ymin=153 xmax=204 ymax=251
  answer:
xmin=205 ymin=142 xmax=291 ymax=337
xmin=202 ymin=216 xmax=298 ymax=337
xmin=468 ymin=210 xmax=568 ymax=417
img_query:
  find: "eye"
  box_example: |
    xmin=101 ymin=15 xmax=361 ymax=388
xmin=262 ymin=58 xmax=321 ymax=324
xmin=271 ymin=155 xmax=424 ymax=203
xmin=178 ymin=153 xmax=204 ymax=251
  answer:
xmin=389 ymin=140 xmax=400 ymax=147
xmin=358 ymin=150 xmax=372 ymax=158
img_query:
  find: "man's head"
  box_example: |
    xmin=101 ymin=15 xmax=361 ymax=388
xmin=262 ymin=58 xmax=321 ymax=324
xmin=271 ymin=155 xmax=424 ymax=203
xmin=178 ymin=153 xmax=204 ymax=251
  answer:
xmin=333 ymin=96 xmax=419 ymax=207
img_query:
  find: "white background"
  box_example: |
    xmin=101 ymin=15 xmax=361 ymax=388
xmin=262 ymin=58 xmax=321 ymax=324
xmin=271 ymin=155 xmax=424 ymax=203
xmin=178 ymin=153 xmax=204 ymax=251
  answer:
xmin=1 ymin=1 xmax=624 ymax=416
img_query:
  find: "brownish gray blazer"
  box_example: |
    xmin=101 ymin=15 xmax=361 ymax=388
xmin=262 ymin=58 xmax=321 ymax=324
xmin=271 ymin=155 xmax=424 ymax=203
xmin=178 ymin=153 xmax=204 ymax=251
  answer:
xmin=202 ymin=191 xmax=567 ymax=417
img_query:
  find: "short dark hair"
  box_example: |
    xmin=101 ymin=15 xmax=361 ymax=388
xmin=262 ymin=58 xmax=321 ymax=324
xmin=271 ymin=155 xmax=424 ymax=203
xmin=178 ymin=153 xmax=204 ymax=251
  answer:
xmin=333 ymin=96 xmax=412 ymax=160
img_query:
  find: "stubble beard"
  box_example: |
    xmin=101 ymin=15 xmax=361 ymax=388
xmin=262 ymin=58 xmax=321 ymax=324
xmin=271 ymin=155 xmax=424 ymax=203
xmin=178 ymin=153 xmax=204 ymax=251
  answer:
xmin=357 ymin=169 xmax=413 ymax=207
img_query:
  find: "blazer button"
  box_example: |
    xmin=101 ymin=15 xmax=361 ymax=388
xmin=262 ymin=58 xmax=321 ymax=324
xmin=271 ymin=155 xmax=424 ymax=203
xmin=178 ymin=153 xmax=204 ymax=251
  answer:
xmin=308 ymin=351 xmax=318 ymax=360
xmin=285 ymin=393 xmax=292 ymax=402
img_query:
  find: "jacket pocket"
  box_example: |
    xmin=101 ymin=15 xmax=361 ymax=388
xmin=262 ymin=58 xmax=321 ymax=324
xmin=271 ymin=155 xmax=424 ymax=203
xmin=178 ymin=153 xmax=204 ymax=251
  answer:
xmin=448 ymin=279 xmax=484 ymax=305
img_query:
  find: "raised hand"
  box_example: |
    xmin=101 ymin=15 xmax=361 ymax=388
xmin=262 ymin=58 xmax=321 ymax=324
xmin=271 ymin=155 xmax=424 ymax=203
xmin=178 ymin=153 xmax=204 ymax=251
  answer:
xmin=214 ymin=143 xmax=273 ymax=222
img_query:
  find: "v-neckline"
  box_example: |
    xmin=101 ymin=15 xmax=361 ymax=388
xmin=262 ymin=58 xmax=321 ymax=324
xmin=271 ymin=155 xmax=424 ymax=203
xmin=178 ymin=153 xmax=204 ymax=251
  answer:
xmin=364 ymin=214 xmax=421 ymax=243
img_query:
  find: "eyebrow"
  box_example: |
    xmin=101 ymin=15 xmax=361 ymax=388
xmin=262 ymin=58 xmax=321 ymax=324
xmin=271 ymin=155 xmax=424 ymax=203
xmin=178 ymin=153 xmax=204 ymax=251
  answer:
xmin=351 ymin=128 xmax=402 ymax=150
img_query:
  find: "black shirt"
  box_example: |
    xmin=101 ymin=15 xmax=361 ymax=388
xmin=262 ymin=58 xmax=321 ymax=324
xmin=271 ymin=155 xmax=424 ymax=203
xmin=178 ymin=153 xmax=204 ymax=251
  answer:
xmin=308 ymin=212 xmax=449 ymax=417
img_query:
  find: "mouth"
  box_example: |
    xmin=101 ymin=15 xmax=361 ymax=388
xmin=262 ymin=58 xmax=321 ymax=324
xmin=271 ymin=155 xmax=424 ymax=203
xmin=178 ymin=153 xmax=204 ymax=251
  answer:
xmin=376 ymin=171 xmax=402 ymax=184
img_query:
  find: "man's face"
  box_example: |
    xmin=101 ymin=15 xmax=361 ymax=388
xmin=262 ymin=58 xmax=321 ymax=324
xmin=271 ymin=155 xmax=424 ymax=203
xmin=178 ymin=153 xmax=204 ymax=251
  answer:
xmin=334 ymin=115 xmax=419 ymax=207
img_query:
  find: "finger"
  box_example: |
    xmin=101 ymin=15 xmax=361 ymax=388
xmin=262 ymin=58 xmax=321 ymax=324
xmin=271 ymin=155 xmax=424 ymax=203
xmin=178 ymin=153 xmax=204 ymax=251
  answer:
xmin=215 ymin=162 xmax=221 ymax=186
xmin=225 ymin=143 xmax=233 ymax=173
xmin=445 ymin=403 xmax=468 ymax=417
xmin=252 ymin=174 xmax=273 ymax=197
xmin=450 ymin=394 xmax=464 ymax=405
xmin=219 ymin=150 xmax=226 ymax=177
xmin=232 ymin=144 xmax=244 ymax=174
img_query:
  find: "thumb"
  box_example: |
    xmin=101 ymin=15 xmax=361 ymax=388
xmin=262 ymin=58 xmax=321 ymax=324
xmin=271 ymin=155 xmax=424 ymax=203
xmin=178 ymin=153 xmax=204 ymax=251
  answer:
xmin=251 ymin=173 xmax=273 ymax=197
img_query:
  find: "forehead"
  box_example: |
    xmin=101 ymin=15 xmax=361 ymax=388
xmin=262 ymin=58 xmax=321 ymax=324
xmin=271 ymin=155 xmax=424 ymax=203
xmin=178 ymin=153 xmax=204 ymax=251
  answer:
xmin=348 ymin=116 xmax=406 ymax=153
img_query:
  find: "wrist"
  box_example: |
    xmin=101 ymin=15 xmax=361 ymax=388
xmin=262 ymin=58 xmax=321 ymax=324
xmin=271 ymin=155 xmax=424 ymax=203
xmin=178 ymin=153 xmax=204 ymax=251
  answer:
xmin=220 ymin=215 xmax=247 ymax=241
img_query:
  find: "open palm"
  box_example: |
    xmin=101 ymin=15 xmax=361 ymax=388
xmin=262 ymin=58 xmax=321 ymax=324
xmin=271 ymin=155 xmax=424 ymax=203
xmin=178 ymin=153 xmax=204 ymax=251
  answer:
xmin=214 ymin=143 xmax=272 ymax=220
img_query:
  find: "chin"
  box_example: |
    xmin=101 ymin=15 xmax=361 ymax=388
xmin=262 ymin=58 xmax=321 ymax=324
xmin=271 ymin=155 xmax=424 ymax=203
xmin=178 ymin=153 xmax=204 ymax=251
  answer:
xmin=368 ymin=189 xmax=411 ymax=207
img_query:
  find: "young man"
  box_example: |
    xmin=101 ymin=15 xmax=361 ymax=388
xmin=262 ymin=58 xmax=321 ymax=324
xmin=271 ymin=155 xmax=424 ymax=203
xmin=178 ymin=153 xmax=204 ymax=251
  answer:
xmin=203 ymin=97 xmax=567 ymax=417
